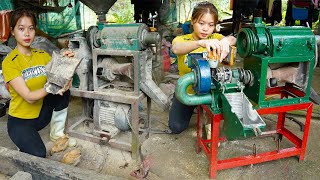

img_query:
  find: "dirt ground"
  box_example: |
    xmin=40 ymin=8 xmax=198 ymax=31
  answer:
xmin=0 ymin=67 xmax=319 ymax=180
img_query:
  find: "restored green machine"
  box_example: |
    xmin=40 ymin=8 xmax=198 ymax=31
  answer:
xmin=175 ymin=17 xmax=316 ymax=140
xmin=238 ymin=17 xmax=315 ymax=107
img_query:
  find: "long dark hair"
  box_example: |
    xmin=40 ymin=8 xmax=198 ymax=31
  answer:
xmin=10 ymin=8 xmax=37 ymax=30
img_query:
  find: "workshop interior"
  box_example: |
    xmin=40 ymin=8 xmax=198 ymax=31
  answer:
xmin=0 ymin=0 xmax=320 ymax=179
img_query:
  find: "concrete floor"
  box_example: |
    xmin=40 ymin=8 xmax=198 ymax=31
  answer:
xmin=0 ymin=67 xmax=319 ymax=180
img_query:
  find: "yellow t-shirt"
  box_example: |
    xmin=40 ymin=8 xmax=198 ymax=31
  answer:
xmin=2 ymin=48 xmax=51 ymax=119
xmin=172 ymin=33 xmax=224 ymax=93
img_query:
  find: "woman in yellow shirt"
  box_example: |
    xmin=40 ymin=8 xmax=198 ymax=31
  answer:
xmin=2 ymin=8 xmax=73 ymax=157
xmin=169 ymin=1 xmax=236 ymax=134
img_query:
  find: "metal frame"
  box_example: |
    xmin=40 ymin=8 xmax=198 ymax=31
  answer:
xmin=92 ymin=49 xmax=144 ymax=95
xmin=196 ymin=85 xmax=313 ymax=179
xmin=67 ymin=48 xmax=150 ymax=160
xmin=68 ymin=89 xmax=147 ymax=160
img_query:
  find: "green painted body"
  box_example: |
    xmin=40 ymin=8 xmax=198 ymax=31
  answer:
xmin=175 ymin=72 xmax=212 ymax=105
xmin=175 ymin=17 xmax=315 ymax=140
xmin=175 ymin=71 xmax=265 ymax=140
xmin=221 ymin=93 xmax=266 ymax=140
xmin=238 ymin=17 xmax=315 ymax=108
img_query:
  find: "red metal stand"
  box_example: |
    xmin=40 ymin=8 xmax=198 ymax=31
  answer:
xmin=196 ymin=86 xmax=313 ymax=179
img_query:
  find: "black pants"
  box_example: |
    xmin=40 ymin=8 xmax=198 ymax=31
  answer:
xmin=168 ymin=94 xmax=196 ymax=134
xmin=7 ymin=90 xmax=70 ymax=157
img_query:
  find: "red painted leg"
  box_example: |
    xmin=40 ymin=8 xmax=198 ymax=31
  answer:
xmin=209 ymin=113 xmax=221 ymax=179
xmin=299 ymin=103 xmax=313 ymax=161
xmin=277 ymin=112 xmax=286 ymax=131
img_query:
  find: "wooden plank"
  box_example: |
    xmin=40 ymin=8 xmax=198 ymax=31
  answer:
xmin=0 ymin=146 xmax=124 ymax=180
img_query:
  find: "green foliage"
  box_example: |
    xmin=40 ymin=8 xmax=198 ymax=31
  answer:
xmin=106 ymin=0 xmax=134 ymax=23
xmin=176 ymin=0 xmax=289 ymax=23
xmin=176 ymin=0 xmax=233 ymax=22
xmin=212 ymin=0 xmax=233 ymax=20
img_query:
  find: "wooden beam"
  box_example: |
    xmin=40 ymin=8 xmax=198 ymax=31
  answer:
xmin=0 ymin=146 xmax=124 ymax=180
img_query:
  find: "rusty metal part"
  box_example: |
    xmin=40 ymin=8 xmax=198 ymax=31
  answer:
xmin=97 ymin=58 xmax=133 ymax=81
xmin=69 ymin=36 xmax=92 ymax=91
xmin=253 ymin=143 xmax=257 ymax=157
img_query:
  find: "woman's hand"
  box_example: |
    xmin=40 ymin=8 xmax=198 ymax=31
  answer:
xmin=198 ymin=39 xmax=221 ymax=60
xmin=63 ymin=50 xmax=75 ymax=57
xmin=219 ymin=38 xmax=231 ymax=62
xmin=198 ymin=38 xmax=231 ymax=62
xmin=57 ymin=79 xmax=72 ymax=96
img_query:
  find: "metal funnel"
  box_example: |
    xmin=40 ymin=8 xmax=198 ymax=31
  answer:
xmin=80 ymin=0 xmax=117 ymax=21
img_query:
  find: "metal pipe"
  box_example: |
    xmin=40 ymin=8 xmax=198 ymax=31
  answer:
xmin=175 ymin=72 xmax=212 ymax=105
xmin=140 ymin=50 xmax=170 ymax=110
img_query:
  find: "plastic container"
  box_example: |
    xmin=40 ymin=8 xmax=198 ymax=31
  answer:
xmin=161 ymin=47 xmax=170 ymax=72
xmin=292 ymin=5 xmax=309 ymax=20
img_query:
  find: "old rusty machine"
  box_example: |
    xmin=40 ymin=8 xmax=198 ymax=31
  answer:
xmin=175 ymin=17 xmax=315 ymax=178
xmin=67 ymin=23 xmax=169 ymax=160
